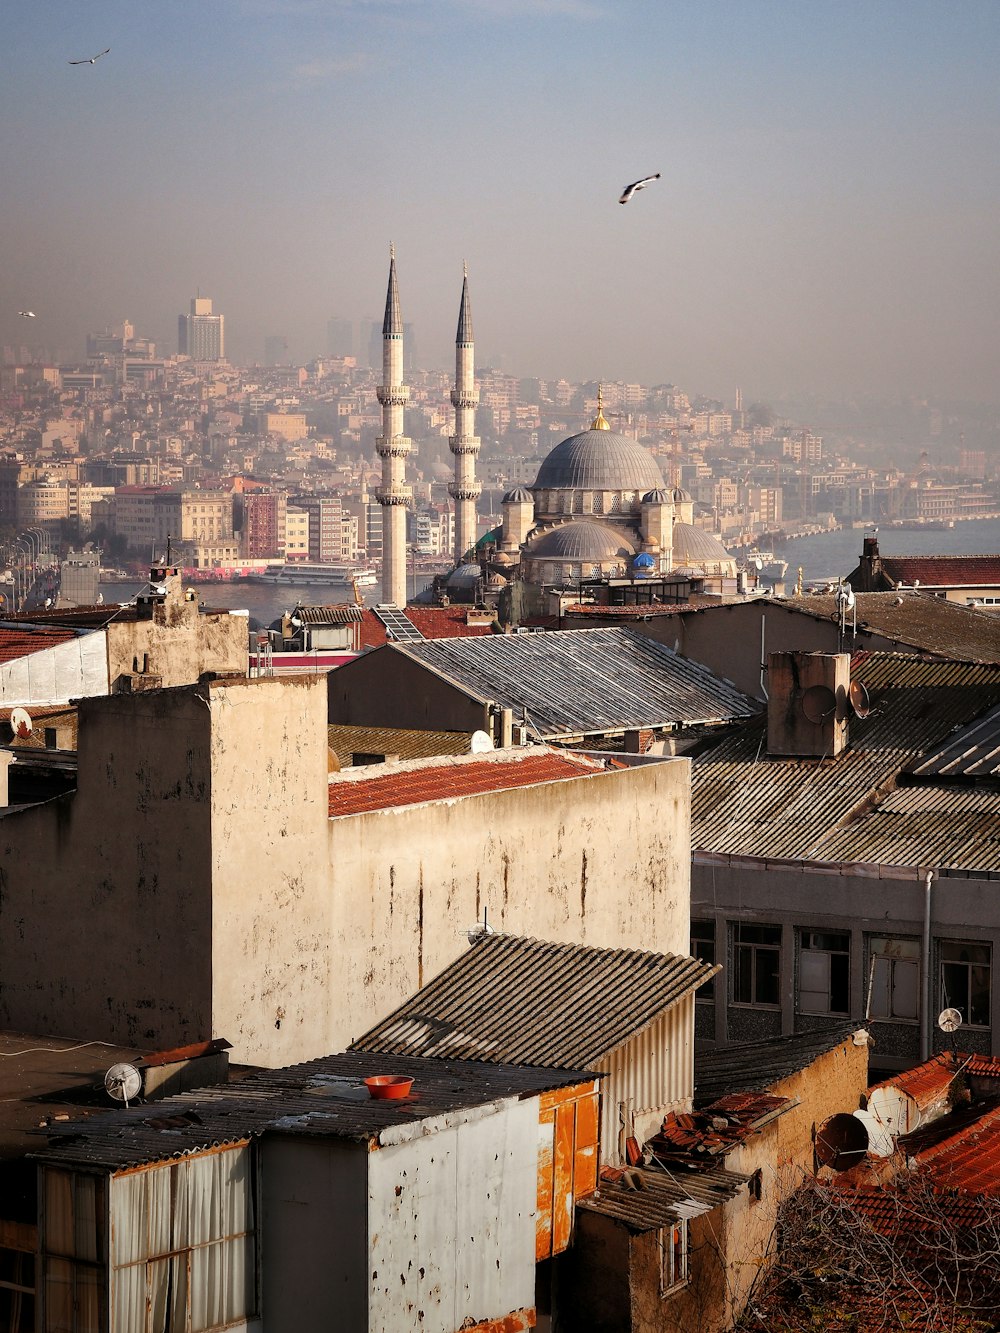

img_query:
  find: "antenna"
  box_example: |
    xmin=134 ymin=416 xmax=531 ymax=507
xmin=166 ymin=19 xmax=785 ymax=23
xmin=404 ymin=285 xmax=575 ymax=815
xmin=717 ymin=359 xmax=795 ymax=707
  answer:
xmin=463 ymin=905 xmax=496 ymax=945
xmin=10 ymin=706 xmax=32 ymax=739
xmin=105 ymin=1062 xmax=142 ymax=1108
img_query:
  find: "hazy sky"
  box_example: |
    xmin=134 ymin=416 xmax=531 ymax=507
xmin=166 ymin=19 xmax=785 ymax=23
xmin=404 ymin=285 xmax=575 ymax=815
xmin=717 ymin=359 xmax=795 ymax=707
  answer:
xmin=3 ymin=1 xmax=1000 ymax=405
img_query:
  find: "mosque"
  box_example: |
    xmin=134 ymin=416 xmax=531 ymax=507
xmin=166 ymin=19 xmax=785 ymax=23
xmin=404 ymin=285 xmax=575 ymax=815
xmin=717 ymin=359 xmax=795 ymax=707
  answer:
xmin=373 ymin=252 xmax=737 ymax=608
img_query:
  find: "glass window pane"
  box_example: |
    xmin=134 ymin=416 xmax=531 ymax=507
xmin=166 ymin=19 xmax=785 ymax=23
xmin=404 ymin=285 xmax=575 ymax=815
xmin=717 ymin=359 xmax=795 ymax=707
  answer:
xmin=189 ymin=1243 xmax=225 ymax=1333
xmin=44 ymin=1258 xmax=73 ymax=1333
xmin=755 ymin=949 xmax=780 ymax=1005
xmin=830 ymin=952 xmax=850 ymax=1014
xmin=799 ymin=950 xmax=829 ymax=1014
xmin=44 ymin=1171 xmax=75 ymax=1258
xmin=77 ymin=1265 xmax=100 ymax=1333
xmin=148 ymin=1258 xmax=171 ymax=1333
xmin=892 ymin=959 xmax=919 ymax=1019
xmin=75 ymin=1175 xmax=98 ymax=1264
xmin=970 ymin=966 xmax=991 ymax=1026
xmin=734 ymin=946 xmax=753 ymax=1004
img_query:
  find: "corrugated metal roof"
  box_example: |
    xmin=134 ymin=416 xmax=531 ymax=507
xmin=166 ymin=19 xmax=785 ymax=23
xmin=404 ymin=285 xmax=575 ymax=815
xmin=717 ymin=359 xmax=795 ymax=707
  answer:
xmin=293 ymin=604 xmax=364 ymax=625
xmin=392 ymin=627 xmax=758 ymax=739
xmin=328 ymin=748 xmax=604 ymax=818
xmin=694 ymin=1024 xmax=864 ymax=1108
xmin=578 ymin=1163 xmax=748 ymax=1232
xmin=352 ymin=933 xmax=718 ymax=1069
xmin=815 ymin=785 xmax=1000 ymax=871
xmin=692 ymin=654 xmax=1000 ymax=868
xmin=328 ymin=724 xmax=478 ymax=768
xmin=33 ymin=1052 xmax=594 ymax=1172
xmin=906 ymin=702 xmax=1000 ymax=779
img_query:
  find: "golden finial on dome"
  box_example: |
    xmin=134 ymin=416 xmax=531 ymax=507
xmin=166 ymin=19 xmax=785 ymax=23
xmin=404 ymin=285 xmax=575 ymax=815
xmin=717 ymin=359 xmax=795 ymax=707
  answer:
xmin=591 ymin=383 xmax=610 ymax=430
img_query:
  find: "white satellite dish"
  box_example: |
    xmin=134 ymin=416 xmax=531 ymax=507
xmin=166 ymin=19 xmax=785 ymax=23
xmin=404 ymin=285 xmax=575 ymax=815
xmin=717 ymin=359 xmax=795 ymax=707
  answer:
xmin=10 ymin=707 xmax=32 ymax=739
xmin=852 ymin=1108 xmax=894 ymax=1157
xmin=938 ymin=1007 xmax=963 ymax=1034
xmin=469 ymin=729 xmax=494 ymax=754
xmin=105 ymin=1062 xmax=142 ymax=1107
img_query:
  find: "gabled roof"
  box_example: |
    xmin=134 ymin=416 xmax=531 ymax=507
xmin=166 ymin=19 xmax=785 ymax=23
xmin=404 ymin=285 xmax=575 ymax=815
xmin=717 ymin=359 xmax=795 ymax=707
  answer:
xmin=352 ymin=932 xmax=718 ymax=1069
xmin=783 ymin=591 xmax=1000 ymax=663
xmin=877 ymin=554 xmax=1000 ymax=589
xmin=692 ymin=654 xmax=1000 ymax=868
xmin=578 ymin=1163 xmax=748 ymax=1232
xmin=328 ymin=747 xmax=605 ymax=818
xmin=387 ymin=626 xmax=758 ymax=739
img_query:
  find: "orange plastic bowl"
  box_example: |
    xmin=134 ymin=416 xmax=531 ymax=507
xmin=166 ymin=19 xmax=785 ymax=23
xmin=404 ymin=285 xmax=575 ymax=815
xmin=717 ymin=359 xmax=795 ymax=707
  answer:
xmin=364 ymin=1075 xmax=414 ymax=1100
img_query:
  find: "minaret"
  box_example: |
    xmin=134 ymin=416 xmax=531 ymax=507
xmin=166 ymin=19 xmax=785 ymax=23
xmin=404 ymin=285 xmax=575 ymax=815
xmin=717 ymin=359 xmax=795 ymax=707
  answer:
xmin=375 ymin=245 xmax=412 ymax=605
xmin=448 ymin=263 xmax=481 ymax=564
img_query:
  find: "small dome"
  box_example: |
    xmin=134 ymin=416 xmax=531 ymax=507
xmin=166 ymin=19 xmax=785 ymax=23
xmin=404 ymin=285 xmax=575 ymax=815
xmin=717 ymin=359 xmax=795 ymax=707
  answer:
xmin=633 ymin=553 xmax=655 ymax=569
xmin=503 ymin=486 xmax=533 ymax=504
xmin=533 ymin=427 xmax=665 ymax=492
xmin=446 ymin=562 xmax=482 ymax=588
xmin=493 ymin=551 xmax=514 ymax=566
xmin=527 ymin=521 xmax=636 ymax=562
xmin=671 ymin=523 xmax=735 ymax=569
xmin=487 ymin=572 xmax=507 ymax=587
xmin=672 ymin=486 xmax=692 ymax=503
xmin=642 ymin=488 xmax=673 ymax=504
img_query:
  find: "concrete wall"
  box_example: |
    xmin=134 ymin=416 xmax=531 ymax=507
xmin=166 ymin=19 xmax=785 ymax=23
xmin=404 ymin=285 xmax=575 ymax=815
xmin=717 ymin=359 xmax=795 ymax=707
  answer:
xmin=0 ymin=687 xmax=214 ymax=1045
xmin=0 ymin=631 xmax=108 ymax=706
xmin=262 ymin=1136 xmax=369 ymax=1332
xmin=327 ymin=756 xmax=691 ymax=1045
xmin=328 ymin=646 xmax=489 ymax=734
xmin=692 ymin=855 xmax=1000 ymax=1067
xmin=107 ymin=603 xmax=247 ymax=691
xmin=0 ymin=674 xmax=691 ymax=1068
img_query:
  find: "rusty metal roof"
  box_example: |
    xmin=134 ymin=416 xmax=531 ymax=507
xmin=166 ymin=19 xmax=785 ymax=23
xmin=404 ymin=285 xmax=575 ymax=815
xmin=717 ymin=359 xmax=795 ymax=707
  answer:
xmin=578 ymin=1163 xmax=748 ymax=1232
xmin=391 ymin=627 xmax=759 ymax=739
xmin=328 ymin=724 xmax=479 ymax=768
xmin=34 ymin=1052 xmax=594 ymax=1171
xmin=292 ymin=604 xmax=364 ymax=625
xmin=352 ymin=933 xmax=718 ymax=1069
xmin=694 ymin=1024 xmax=865 ymax=1108
xmin=692 ymin=654 xmax=1000 ymax=869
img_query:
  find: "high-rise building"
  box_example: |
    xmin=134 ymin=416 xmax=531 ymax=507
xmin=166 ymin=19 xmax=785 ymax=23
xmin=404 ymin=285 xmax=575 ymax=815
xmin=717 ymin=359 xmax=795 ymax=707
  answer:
xmin=326 ymin=318 xmax=353 ymax=359
xmin=178 ymin=296 xmax=225 ymax=362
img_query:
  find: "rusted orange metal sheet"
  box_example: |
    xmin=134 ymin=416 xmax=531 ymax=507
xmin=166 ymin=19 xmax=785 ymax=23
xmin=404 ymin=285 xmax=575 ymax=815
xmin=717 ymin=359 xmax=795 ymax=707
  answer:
xmin=536 ymin=1110 xmax=554 ymax=1260
xmin=459 ymin=1307 xmax=535 ymax=1332
xmin=552 ymin=1101 xmax=575 ymax=1253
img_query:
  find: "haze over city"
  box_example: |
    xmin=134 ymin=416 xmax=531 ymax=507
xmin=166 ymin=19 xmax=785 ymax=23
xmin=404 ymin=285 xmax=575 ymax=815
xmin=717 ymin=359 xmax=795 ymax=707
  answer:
xmin=3 ymin=0 xmax=1000 ymax=404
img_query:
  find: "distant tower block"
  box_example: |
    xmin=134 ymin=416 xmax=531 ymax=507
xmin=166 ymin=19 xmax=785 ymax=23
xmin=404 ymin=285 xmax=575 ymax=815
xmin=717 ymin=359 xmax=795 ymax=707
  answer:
xmin=448 ymin=264 xmax=481 ymax=564
xmin=375 ymin=246 xmax=412 ymax=606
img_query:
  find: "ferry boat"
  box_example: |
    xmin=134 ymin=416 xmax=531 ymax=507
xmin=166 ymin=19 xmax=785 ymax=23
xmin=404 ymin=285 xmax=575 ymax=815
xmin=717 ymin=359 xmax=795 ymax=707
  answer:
xmin=247 ymin=563 xmax=378 ymax=588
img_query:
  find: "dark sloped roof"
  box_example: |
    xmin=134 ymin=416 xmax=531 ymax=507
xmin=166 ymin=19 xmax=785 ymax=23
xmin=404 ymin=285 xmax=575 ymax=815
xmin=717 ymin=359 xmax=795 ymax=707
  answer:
xmin=292 ymin=604 xmax=364 ymax=625
xmin=352 ymin=933 xmax=718 ymax=1069
xmin=785 ymin=591 xmax=1000 ymax=663
xmin=693 ymin=1024 xmax=865 ymax=1108
xmin=905 ymin=702 xmax=1000 ymax=779
xmin=879 ymin=555 xmax=1000 ymax=588
xmin=327 ymin=724 xmax=478 ymax=768
xmin=578 ymin=1163 xmax=748 ymax=1232
xmin=692 ymin=654 xmax=1000 ymax=867
xmin=393 ymin=626 xmax=759 ymax=739
xmin=34 ymin=1052 xmax=593 ymax=1172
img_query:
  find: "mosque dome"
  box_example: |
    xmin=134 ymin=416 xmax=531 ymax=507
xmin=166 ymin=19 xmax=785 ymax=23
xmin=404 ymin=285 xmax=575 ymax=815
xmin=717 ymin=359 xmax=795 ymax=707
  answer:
xmin=446 ymin=562 xmax=482 ymax=589
xmin=642 ymin=488 xmax=673 ymax=504
xmin=492 ymin=551 xmax=514 ymax=566
xmin=503 ymin=486 xmax=533 ymax=504
xmin=486 ymin=571 xmax=507 ymax=587
xmin=527 ymin=521 xmax=636 ymax=562
xmin=533 ymin=427 xmax=665 ymax=492
xmin=672 ymin=486 xmax=692 ymax=503
xmin=671 ymin=523 xmax=735 ymax=572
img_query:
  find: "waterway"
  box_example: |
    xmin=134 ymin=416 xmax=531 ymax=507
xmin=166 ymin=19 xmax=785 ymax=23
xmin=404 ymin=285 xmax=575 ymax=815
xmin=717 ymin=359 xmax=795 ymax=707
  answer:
xmin=99 ymin=517 xmax=1000 ymax=626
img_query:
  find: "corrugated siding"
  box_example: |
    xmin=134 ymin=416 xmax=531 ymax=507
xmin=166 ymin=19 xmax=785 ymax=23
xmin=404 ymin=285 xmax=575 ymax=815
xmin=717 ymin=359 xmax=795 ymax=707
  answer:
xmin=594 ymin=999 xmax=695 ymax=1164
xmin=535 ymin=1082 xmax=600 ymax=1260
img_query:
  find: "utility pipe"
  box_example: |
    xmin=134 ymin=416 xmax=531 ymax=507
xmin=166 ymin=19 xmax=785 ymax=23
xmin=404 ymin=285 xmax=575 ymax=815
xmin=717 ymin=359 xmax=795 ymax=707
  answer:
xmin=920 ymin=868 xmax=935 ymax=1061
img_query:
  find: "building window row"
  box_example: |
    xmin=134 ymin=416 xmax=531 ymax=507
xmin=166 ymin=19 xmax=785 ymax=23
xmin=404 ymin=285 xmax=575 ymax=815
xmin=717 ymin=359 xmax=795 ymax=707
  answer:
xmin=691 ymin=922 xmax=992 ymax=1029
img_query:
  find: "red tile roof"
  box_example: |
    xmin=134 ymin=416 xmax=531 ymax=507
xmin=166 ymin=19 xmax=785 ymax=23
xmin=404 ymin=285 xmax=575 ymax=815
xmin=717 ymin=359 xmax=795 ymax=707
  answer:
xmin=880 ymin=555 xmax=1000 ymax=587
xmin=356 ymin=606 xmax=496 ymax=650
xmin=328 ymin=749 xmax=603 ymax=818
xmin=906 ymin=1102 xmax=1000 ymax=1196
xmin=647 ymin=1092 xmax=791 ymax=1166
xmin=0 ymin=625 xmax=81 ymax=664
xmin=869 ymin=1052 xmax=958 ymax=1109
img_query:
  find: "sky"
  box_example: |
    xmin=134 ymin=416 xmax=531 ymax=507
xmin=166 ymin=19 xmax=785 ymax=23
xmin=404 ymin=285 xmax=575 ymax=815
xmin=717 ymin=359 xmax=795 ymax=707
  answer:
xmin=3 ymin=0 xmax=1000 ymax=406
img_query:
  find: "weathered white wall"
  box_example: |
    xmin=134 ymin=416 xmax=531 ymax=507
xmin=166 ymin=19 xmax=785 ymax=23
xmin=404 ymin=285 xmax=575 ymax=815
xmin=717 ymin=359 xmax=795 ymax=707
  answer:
xmin=0 ymin=631 xmax=108 ymax=705
xmin=368 ymin=1100 xmax=537 ymax=1333
xmin=327 ymin=756 xmax=691 ymax=1046
xmin=107 ymin=606 xmax=247 ymax=690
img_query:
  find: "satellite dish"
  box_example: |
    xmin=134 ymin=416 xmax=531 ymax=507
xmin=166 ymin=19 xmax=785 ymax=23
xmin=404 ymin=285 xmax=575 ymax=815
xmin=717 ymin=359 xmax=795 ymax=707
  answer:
xmin=938 ymin=1007 xmax=963 ymax=1033
xmin=105 ymin=1062 xmax=142 ymax=1107
xmin=802 ymin=684 xmax=837 ymax=724
xmin=852 ymin=1108 xmax=894 ymax=1157
xmin=469 ymin=730 xmax=494 ymax=754
xmin=815 ymin=1112 xmax=870 ymax=1171
xmin=849 ymin=679 xmax=871 ymax=719
xmin=10 ymin=707 xmax=32 ymax=739
xmin=752 ymin=557 xmax=763 ymax=572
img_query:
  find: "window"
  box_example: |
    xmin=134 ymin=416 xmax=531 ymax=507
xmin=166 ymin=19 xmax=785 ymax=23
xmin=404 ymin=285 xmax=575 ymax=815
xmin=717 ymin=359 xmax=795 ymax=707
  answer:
xmin=732 ymin=923 xmax=781 ymax=1007
xmin=748 ymin=1169 xmax=763 ymax=1204
xmin=41 ymin=1169 xmax=103 ymax=1333
xmin=659 ymin=1219 xmax=689 ymax=1295
xmin=868 ymin=937 xmax=919 ymax=1021
xmin=799 ymin=930 xmax=850 ymax=1015
xmin=691 ymin=920 xmax=716 ymax=998
xmin=0 ymin=1247 xmax=35 ymax=1333
xmin=940 ymin=941 xmax=991 ymax=1028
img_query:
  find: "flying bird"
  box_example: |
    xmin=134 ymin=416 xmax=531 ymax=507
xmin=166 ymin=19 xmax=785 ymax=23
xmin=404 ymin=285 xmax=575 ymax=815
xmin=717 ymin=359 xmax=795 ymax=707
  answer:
xmin=69 ymin=48 xmax=111 ymax=65
xmin=618 ymin=172 xmax=661 ymax=205
xmin=17 ymin=311 xmax=36 ymax=319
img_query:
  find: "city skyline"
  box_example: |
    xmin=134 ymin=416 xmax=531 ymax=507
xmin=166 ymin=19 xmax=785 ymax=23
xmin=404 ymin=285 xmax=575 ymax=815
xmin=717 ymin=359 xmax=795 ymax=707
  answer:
xmin=3 ymin=1 xmax=1000 ymax=405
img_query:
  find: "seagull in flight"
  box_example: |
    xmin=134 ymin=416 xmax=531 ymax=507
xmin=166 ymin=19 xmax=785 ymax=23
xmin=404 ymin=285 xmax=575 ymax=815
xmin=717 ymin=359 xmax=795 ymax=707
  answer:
xmin=17 ymin=310 xmax=36 ymax=319
xmin=69 ymin=47 xmax=111 ymax=65
xmin=618 ymin=172 xmax=661 ymax=205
